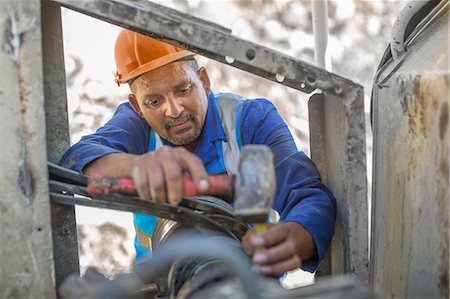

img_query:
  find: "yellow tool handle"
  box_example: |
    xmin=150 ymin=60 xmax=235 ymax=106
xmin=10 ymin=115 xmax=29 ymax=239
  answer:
xmin=253 ymin=222 xmax=268 ymax=234
xmin=253 ymin=223 xmax=268 ymax=253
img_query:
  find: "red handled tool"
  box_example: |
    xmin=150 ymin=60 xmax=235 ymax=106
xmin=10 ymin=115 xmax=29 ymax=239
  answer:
xmin=87 ymin=145 xmax=276 ymax=224
xmin=87 ymin=173 xmax=236 ymax=198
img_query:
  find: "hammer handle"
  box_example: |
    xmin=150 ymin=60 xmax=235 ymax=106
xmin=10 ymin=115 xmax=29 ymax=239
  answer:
xmin=87 ymin=174 xmax=235 ymax=198
xmin=253 ymin=223 xmax=269 ymax=253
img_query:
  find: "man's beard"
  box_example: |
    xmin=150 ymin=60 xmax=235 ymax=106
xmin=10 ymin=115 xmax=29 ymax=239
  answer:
xmin=164 ymin=112 xmax=202 ymax=146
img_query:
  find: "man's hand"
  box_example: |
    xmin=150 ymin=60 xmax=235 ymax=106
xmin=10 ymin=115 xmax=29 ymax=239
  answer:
xmin=84 ymin=146 xmax=209 ymax=205
xmin=131 ymin=146 xmax=208 ymax=205
xmin=241 ymin=222 xmax=316 ymax=277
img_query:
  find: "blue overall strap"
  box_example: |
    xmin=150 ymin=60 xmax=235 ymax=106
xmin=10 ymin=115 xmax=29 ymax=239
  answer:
xmin=235 ymin=100 xmax=245 ymax=150
xmin=216 ymin=93 xmax=246 ymax=174
xmin=211 ymin=96 xmax=230 ymax=174
xmin=134 ymin=128 xmax=159 ymax=262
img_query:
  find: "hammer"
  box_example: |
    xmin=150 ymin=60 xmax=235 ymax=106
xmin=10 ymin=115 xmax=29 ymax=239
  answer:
xmin=87 ymin=145 xmax=276 ymax=224
xmin=233 ymin=145 xmax=276 ymax=247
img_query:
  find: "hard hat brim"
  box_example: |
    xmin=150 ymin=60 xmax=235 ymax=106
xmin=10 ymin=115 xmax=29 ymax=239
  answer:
xmin=116 ymin=49 xmax=195 ymax=85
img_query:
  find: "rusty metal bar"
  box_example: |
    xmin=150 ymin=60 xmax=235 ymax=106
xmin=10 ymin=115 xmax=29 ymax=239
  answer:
xmin=309 ymin=87 xmax=368 ymax=281
xmin=41 ymin=0 xmax=80 ymax=293
xmin=53 ymin=0 xmax=356 ymax=97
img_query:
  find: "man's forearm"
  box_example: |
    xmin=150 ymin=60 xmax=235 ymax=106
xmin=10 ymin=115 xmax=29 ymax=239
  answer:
xmin=83 ymin=153 xmax=138 ymax=176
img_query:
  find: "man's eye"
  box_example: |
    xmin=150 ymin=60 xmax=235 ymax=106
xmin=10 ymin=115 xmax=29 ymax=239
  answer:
xmin=147 ymin=99 xmax=161 ymax=107
xmin=179 ymin=85 xmax=191 ymax=94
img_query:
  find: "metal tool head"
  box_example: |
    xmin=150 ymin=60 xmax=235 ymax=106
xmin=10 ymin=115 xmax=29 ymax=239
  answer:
xmin=234 ymin=145 xmax=276 ymax=223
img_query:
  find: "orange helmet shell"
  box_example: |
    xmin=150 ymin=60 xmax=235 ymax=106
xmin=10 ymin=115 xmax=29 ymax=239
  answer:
xmin=114 ymin=30 xmax=195 ymax=85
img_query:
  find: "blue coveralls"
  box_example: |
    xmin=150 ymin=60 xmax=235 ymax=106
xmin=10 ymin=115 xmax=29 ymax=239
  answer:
xmin=60 ymin=91 xmax=336 ymax=272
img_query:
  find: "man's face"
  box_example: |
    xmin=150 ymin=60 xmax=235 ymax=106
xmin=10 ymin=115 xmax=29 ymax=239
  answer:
xmin=129 ymin=61 xmax=210 ymax=149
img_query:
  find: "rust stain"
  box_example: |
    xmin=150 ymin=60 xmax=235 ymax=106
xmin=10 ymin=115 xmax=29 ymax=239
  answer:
xmin=387 ymin=143 xmax=408 ymax=297
xmin=406 ymin=76 xmax=426 ymax=138
xmin=399 ymin=76 xmax=420 ymax=114
xmin=439 ymin=246 xmax=450 ymax=298
xmin=439 ymin=102 xmax=449 ymax=140
xmin=387 ymin=73 xmax=449 ymax=297
xmin=3 ymin=8 xmax=40 ymax=202
xmin=408 ymin=75 xmax=449 ymax=138
xmin=412 ymin=74 xmax=449 ymax=298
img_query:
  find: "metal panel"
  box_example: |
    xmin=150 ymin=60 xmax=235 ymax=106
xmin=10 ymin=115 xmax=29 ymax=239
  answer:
xmin=53 ymin=0 xmax=368 ymax=280
xmin=309 ymin=88 xmax=368 ymax=281
xmin=41 ymin=0 xmax=80 ymax=292
xmin=0 ymin=0 xmax=55 ymax=297
xmin=371 ymin=7 xmax=449 ymax=298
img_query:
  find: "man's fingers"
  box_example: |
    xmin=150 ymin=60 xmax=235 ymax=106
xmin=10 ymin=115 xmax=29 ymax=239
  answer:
xmin=244 ymin=222 xmax=316 ymax=278
xmin=132 ymin=147 xmax=208 ymax=205
xmin=161 ymin=157 xmax=184 ymax=205
xmin=147 ymin=164 xmax=165 ymax=204
xmin=252 ymin=239 xmax=297 ymax=265
xmin=245 ymin=224 xmax=284 ymax=255
xmin=259 ymin=255 xmax=302 ymax=278
xmin=131 ymin=166 xmax=150 ymax=201
xmin=131 ymin=155 xmax=166 ymax=203
xmin=250 ymin=223 xmax=287 ymax=248
xmin=241 ymin=230 xmax=256 ymax=255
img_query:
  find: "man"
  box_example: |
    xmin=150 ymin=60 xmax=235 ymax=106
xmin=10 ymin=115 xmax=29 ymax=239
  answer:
xmin=60 ymin=29 xmax=336 ymax=278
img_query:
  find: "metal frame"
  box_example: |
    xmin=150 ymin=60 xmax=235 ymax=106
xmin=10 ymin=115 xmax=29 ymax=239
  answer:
xmin=42 ymin=0 xmax=80 ymax=292
xmin=54 ymin=0 xmax=368 ymax=282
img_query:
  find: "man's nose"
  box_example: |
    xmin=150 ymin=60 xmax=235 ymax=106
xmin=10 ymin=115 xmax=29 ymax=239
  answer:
xmin=165 ymin=97 xmax=184 ymax=118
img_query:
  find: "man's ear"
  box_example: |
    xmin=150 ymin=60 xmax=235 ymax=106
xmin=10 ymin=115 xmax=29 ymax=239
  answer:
xmin=197 ymin=67 xmax=211 ymax=96
xmin=128 ymin=94 xmax=142 ymax=116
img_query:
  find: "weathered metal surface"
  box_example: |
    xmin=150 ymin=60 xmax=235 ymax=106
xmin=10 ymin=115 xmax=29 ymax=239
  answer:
xmin=42 ymin=0 xmax=71 ymax=164
xmin=371 ymin=4 xmax=449 ymax=298
xmin=0 ymin=0 xmax=55 ymax=297
xmin=309 ymin=87 xmax=368 ymax=281
xmin=54 ymin=0 xmax=355 ymax=97
xmin=41 ymin=0 xmax=80 ymax=292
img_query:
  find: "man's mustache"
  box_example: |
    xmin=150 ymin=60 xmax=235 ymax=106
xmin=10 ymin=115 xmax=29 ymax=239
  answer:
xmin=164 ymin=113 xmax=195 ymax=129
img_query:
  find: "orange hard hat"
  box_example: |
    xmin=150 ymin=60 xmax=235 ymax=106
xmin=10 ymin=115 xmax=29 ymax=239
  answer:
xmin=114 ymin=30 xmax=195 ymax=85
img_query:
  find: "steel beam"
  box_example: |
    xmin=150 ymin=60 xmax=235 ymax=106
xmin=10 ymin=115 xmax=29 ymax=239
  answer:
xmin=54 ymin=0 xmax=355 ymax=97
xmin=0 ymin=0 xmax=55 ymax=297
xmin=41 ymin=0 xmax=80 ymax=293
xmin=309 ymin=87 xmax=368 ymax=281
